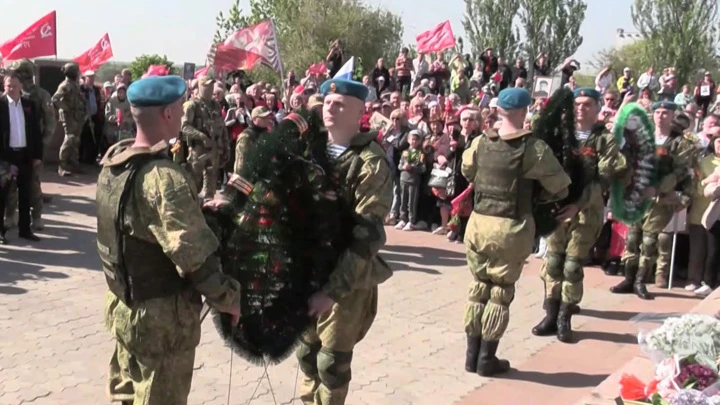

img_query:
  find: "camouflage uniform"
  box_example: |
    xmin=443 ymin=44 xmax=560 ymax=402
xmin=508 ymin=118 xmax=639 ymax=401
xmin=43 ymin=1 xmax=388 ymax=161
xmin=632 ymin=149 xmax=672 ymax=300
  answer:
xmin=4 ymin=59 xmax=56 ymax=229
xmin=181 ymin=98 xmax=228 ymax=199
xmin=104 ymin=94 xmax=134 ymax=143
xmin=534 ymin=126 xmax=628 ymax=342
xmin=296 ymin=132 xmax=393 ymax=405
xmin=97 ymin=140 xmax=240 ymax=405
xmin=612 ymin=133 xmax=693 ymax=299
xmin=462 ymin=129 xmax=570 ymax=376
xmin=52 ymin=63 xmax=87 ymax=175
xmin=233 ymin=125 xmax=264 ymax=174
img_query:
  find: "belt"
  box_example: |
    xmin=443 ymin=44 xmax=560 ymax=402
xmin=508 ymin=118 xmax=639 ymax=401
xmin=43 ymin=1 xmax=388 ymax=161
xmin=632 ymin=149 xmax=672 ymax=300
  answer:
xmin=10 ymin=147 xmax=26 ymax=152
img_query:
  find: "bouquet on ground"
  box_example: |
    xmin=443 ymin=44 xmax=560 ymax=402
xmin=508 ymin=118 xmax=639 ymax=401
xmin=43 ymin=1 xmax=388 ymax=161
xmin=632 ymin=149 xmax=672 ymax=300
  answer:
xmin=617 ymin=315 xmax=720 ymax=404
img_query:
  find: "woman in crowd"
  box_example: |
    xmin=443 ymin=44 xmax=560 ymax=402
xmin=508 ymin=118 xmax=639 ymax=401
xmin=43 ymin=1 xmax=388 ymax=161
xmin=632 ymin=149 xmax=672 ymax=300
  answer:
xmin=382 ymin=109 xmax=411 ymax=226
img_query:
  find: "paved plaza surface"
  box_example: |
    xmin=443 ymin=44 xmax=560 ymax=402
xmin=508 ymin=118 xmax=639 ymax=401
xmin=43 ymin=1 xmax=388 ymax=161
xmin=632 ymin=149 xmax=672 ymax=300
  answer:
xmin=0 ymin=170 xmax=704 ymax=405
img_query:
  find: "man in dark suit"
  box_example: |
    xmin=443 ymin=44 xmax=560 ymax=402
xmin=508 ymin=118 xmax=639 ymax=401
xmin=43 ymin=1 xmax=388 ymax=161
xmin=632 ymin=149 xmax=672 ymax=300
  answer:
xmin=79 ymin=70 xmax=105 ymax=165
xmin=0 ymin=70 xmax=42 ymax=244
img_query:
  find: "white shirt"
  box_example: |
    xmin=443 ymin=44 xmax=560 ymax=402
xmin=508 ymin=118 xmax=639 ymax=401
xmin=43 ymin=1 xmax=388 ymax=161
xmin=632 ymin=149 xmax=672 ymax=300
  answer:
xmin=7 ymin=95 xmax=26 ymax=148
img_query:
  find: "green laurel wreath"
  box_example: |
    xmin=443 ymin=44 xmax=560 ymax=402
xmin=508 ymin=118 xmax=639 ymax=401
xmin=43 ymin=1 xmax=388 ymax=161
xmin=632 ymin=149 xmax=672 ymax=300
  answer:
xmin=611 ymin=103 xmax=657 ymax=225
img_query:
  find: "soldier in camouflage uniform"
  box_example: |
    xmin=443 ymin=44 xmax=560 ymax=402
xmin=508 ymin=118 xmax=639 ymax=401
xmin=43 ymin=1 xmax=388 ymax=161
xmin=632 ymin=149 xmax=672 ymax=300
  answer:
xmin=181 ymin=76 xmax=229 ymax=200
xmin=611 ymin=101 xmax=693 ymax=300
xmin=53 ymin=62 xmax=87 ymax=177
xmin=294 ymin=79 xmax=393 ymax=405
xmin=532 ymin=88 xmax=629 ymax=343
xmin=97 ymin=76 xmax=241 ymax=405
xmin=462 ymin=88 xmax=571 ymax=377
xmin=2 ymin=59 xmax=56 ymax=230
xmin=233 ymin=106 xmax=270 ymax=174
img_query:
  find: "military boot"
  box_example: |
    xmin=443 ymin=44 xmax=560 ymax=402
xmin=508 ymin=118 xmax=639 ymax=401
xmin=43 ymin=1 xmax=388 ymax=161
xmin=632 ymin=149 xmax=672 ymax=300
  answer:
xmin=557 ymin=303 xmax=575 ymax=343
xmin=532 ymin=298 xmax=560 ymax=336
xmin=634 ymin=265 xmax=654 ymax=300
xmin=604 ymin=260 xmax=619 ymax=276
xmin=465 ymin=335 xmax=482 ymax=373
xmin=476 ymin=340 xmax=511 ymax=377
xmin=655 ymin=271 xmax=669 ymax=289
xmin=610 ymin=262 xmax=637 ymax=294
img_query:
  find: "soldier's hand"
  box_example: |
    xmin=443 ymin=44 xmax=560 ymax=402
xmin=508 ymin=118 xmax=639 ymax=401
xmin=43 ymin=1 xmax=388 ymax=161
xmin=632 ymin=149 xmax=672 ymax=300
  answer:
xmin=227 ymin=303 xmax=241 ymax=327
xmin=554 ymin=204 xmax=579 ymax=222
xmin=203 ymin=198 xmax=228 ymax=211
xmin=308 ymin=291 xmax=335 ymax=318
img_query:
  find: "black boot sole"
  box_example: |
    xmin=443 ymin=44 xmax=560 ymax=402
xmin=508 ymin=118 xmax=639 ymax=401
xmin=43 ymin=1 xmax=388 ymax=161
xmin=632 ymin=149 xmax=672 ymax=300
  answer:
xmin=610 ymin=282 xmax=634 ymax=294
xmin=477 ymin=360 xmax=511 ymax=377
xmin=532 ymin=324 xmax=557 ymax=336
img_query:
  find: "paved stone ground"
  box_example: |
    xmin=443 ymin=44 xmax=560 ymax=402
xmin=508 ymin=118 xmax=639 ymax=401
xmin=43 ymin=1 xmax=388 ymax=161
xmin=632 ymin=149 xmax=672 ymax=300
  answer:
xmin=0 ymin=171 xmax=705 ymax=405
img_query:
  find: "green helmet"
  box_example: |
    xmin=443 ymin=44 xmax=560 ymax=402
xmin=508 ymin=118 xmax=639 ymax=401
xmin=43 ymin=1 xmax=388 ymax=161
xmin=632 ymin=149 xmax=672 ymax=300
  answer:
xmin=10 ymin=59 xmax=34 ymax=77
xmin=62 ymin=62 xmax=80 ymax=75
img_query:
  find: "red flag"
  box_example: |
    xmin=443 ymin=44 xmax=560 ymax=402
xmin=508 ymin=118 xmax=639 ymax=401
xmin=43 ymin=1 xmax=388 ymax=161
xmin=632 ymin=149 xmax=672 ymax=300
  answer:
xmin=307 ymin=61 xmax=327 ymax=76
xmin=213 ymin=43 xmax=262 ymax=72
xmin=74 ymin=33 xmax=113 ymax=73
xmin=0 ymin=11 xmax=57 ymax=61
xmin=222 ymin=20 xmax=282 ymax=74
xmin=143 ymin=65 xmax=169 ymax=78
xmin=416 ymin=20 xmax=456 ymax=54
xmin=194 ymin=65 xmax=210 ymax=78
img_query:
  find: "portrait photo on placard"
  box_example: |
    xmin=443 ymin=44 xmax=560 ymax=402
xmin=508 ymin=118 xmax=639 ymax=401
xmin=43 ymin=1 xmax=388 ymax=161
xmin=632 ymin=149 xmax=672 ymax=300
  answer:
xmin=533 ymin=76 xmax=552 ymax=98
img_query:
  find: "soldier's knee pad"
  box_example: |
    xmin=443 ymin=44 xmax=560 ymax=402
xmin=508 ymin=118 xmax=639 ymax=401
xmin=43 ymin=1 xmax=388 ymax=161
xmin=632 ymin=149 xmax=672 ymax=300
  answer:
xmin=296 ymin=338 xmax=322 ymax=375
xmin=563 ymin=256 xmax=584 ymax=283
xmin=626 ymin=231 xmax=642 ymax=254
xmin=642 ymin=233 xmax=659 ymax=256
xmin=317 ymin=348 xmax=353 ymax=390
xmin=489 ymin=283 xmax=515 ymax=306
xmin=544 ymin=252 xmax=565 ymax=278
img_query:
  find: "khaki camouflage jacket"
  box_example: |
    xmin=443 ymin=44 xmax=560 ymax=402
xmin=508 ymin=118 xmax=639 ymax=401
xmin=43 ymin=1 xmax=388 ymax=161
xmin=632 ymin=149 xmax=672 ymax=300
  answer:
xmin=575 ymin=127 xmax=629 ymax=212
xmin=321 ymin=132 xmax=394 ymax=301
xmin=52 ymin=78 xmax=87 ymax=132
xmin=182 ymin=98 xmax=229 ymax=158
xmin=24 ymin=84 xmax=56 ymax=144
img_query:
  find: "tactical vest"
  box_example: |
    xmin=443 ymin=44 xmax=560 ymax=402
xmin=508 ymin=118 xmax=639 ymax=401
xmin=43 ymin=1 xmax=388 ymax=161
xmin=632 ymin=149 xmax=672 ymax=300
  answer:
xmin=656 ymin=135 xmax=681 ymax=180
xmin=96 ymin=154 xmax=188 ymax=306
xmin=473 ymin=134 xmax=534 ymax=219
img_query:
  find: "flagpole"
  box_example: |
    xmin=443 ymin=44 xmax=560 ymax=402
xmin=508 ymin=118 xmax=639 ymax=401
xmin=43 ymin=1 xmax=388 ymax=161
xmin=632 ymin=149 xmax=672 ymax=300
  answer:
xmin=271 ymin=19 xmax=286 ymax=98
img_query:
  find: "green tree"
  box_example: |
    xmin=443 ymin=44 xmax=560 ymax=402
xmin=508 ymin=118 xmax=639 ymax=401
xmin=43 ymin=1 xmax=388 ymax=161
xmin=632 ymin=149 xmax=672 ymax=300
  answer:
xmin=518 ymin=0 xmax=587 ymax=81
xmin=95 ymin=62 xmax=128 ymax=83
xmin=213 ymin=0 xmax=403 ymax=84
xmin=127 ymin=54 xmax=174 ymax=80
xmin=631 ymin=0 xmax=720 ymax=87
xmin=463 ymin=0 xmax=521 ymax=60
xmin=590 ymin=39 xmax=653 ymax=80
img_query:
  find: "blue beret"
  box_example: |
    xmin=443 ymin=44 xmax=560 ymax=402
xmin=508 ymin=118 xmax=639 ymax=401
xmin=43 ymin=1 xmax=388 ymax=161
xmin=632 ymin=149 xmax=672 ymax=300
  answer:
xmin=497 ymin=87 xmax=531 ymax=110
xmin=652 ymin=101 xmax=677 ymax=111
xmin=320 ymin=78 xmax=368 ymax=102
xmin=127 ymin=75 xmax=187 ymax=107
xmin=573 ymin=87 xmax=600 ymax=102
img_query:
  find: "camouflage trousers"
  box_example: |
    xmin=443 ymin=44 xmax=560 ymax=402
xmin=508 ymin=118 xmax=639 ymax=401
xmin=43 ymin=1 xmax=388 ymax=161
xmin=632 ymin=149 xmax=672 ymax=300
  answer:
xmin=622 ymin=204 xmax=675 ymax=283
xmin=463 ymin=214 xmax=530 ymax=341
xmin=296 ymin=287 xmax=378 ymax=405
xmin=541 ymin=208 xmax=603 ymax=304
xmin=188 ymin=148 xmax=219 ymax=199
xmin=4 ymin=161 xmax=43 ymax=223
xmin=104 ymin=291 xmax=202 ymax=405
xmin=58 ymin=133 xmax=80 ymax=171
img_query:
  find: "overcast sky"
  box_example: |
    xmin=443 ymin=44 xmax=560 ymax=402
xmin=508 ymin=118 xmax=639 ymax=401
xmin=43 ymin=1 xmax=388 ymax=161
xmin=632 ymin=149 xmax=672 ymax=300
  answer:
xmin=0 ymin=0 xmax=635 ymax=69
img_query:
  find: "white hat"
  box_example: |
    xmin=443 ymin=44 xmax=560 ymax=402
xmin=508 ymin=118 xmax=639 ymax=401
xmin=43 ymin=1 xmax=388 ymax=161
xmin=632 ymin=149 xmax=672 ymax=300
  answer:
xmin=84 ymin=70 xmax=95 ymax=77
xmin=489 ymin=98 xmax=499 ymax=108
xmin=623 ymin=67 xmax=631 ymax=73
xmin=102 ymin=81 xmax=113 ymax=88
xmin=377 ymin=76 xmax=385 ymax=82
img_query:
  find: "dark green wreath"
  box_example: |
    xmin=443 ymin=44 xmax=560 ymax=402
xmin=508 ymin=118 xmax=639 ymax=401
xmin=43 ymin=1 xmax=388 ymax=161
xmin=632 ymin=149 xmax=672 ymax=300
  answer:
xmin=203 ymin=111 xmax=352 ymax=364
xmin=610 ymin=103 xmax=657 ymax=225
xmin=531 ymin=88 xmax=586 ymax=237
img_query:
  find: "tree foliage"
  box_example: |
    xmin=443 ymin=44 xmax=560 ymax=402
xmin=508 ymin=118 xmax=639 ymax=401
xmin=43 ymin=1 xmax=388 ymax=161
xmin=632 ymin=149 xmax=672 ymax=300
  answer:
xmin=590 ymin=39 xmax=653 ymax=77
xmin=127 ymin=54 xmax=174 ymax=80
xmin=518 ymin=0 xmax=586 ymax=80
xmin=213 ymin=0 xmax=403 ymax=85
xmin=631 ymin=0 xmax=720 ymax=86
xmin=463 ymin=0 xmax=521 ymax=60
xmin=95 ymin=62 xmax=129 ymax=83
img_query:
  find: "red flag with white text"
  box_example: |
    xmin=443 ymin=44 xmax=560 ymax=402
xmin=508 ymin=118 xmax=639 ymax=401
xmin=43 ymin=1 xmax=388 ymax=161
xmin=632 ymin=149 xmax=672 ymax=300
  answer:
xmin=0 ymin=11 xmax=57 ymax=61
xmin=213 ymin=43 xmax=263 ymax=72
xmin=416 ymin=20 xmax=456 ymax=54
xmin=143 ymin=65 xmax=169 ymax=78
xmin=74 ymin=33 xmax=113 ymax=73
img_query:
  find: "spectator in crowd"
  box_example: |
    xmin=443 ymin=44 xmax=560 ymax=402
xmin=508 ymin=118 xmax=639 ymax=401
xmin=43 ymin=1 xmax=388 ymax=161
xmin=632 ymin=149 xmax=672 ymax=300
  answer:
xmin=675 ymin=85 xmax=694 ymax=108
xmin=595 ymin=66 xmax=614 ymax=94
xmin=533 ymin=52 xmax=551 ymax=77
xmin=382 ymin=109 xmax=410 ymax=225
xmin=695 ymin=71 xmax=717 ymax=116
xmin=617 ymin=67 xmax=636 ymax=99
xmin=496 ymin=57 xmax=512 ymax=90
xmin=325 ymin=39 xmax=344 ymax=78
xmin=395 ymin=47 xmax=414 ymax=97
xmin=658 ymin=68 xmax=676 ymax=101
xmin=395 ymin=130 xmax=426 ymax=231
xmin=637 ymin=66 xmax=660 ymax=93
xmin=510 ymin=58 xmax=527 ymax=88
xmin=479 ymin=48 xmax=498 ymax=83
xmin=79 ymin=70 xmax=105 ymax=165
xmin=362 ymin=75 xmax=377 ymax=102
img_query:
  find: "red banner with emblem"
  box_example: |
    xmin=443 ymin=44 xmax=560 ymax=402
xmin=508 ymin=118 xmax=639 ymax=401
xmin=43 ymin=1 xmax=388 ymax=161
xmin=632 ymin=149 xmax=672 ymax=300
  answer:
xmin=74 ymin=33 xmax=113 ymax=73
xmin=0 ymin=11 xmax=57 ymax=61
